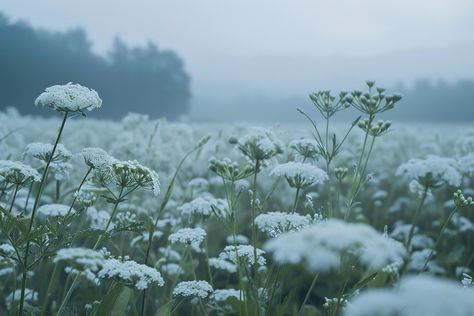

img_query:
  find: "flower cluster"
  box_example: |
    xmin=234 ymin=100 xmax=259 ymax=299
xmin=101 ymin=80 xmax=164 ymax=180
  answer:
xmin=271 ymin=162 xmax=328 ymax=188
xmin=173 ymin=280 xmax=213 ymax=299
xmin=396 ymin=155 xmax=461 ymax=188
xmin=218 ymin=245 xmax=266 ymax=266
xmin=264 ymin=220 xmax=406 ymax=273
xmin=255 ymin=211 xmax=312 ymax=237
xmin=0 ymin=160 xmax=40 ymax=186
xmin=35 ymin=83 xmax=102 ymax=113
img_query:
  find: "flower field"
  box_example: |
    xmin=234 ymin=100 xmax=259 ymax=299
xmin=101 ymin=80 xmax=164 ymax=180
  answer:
xmin=1 ymin=82 xmax=474 ymax=315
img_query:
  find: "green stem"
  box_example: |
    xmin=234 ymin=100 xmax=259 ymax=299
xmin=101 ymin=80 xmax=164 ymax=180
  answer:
xmin=19 ymin=111 xmax=68 ymax=316
xmin=250 ymin=159 xmax=261 ymax=316
xmin=298 ymin=273 xmax=319 ymax=315
xmin=421 ymin=206 xmax=458 ymax=272
xmin=56 ymin=186 xmax=126 ymax=315
xmin=291 ymin=187 xmax=301 ymax=214
xmin=8 ymin=184 xmax=19 ymax=214
xmin=406 ymin=187 xmax=429 ymax=251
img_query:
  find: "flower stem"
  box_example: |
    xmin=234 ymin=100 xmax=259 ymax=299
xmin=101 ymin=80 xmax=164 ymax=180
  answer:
xmin=421 ymin=206 xmax=458 ymax=272
xmin=19 ymin=111 xmax=68 ymax=316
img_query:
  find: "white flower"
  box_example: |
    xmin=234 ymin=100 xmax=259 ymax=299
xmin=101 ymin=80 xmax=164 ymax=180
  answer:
xmin=98 ymin=258 xmax=164 ymax=290
xmin=81 ymin=147 xmax=114 ymax=170
xmin=0 ymin=160 xmax=40 ymax=185
xmin=24 ymin=143 xmax=72 ymax=162
xmin=271 ymin=162 xmax=328 ymax=188
xmin=289 ymin=138 xmax=319 ymax=159
xmin=255 ymin=212 xmax=312 ymax=237
xmin=218 ymin=245 xmax=266 ymax=266
xmin=173 ymin=280 xmax=213 ymax=299
xmin=211 ymin=289 xmax=241 ymax=302
xmin=35 ymin=83 xmax=102 ymax=113
xmin=208 ymin=257 xmax=237 ymax=273
xmin=264 ymin=219 xmax=406 ymax=273
xmin=111 ymin=160 xmax=161 ymax=196
xmin=37 ymin=203 xmax=75 ymax=217
xmin=178 ymin=194 xmax=228 ymax=217
xmin=53 ymin=248 xmax=106 ymax=284
xmin=396 ymin=155 xmax=461 ymax=187
xmin=345 ymin=276 xmax=474 ymax=316
xmin=169 ymin=227 xmax=207 ymax=246
xmin=237 ymin=127 xmax=282 ymax=162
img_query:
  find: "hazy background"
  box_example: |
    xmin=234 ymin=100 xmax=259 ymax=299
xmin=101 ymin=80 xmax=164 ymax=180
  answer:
xmin=1 ymin=0 xmax=473 ymax=122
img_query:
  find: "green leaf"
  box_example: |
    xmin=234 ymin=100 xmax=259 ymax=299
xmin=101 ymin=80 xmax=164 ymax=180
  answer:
xmin=96 ymin=284 xmax=132 ymax=316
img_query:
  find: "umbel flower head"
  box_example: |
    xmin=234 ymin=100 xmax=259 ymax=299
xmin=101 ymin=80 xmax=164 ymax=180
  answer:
xmin=236 ymin=127 xmax=282 ymax=163
xmin=255 ymin=211 xmax=312 ymax=237
xmin=350 ymin=81 xmax=402 ymax=115
xmin=35 ymin=83 xmax=102 ymax=114
xmin=345 ymin=276 xmax=474 ymax=316
xmin=93 ymin=159 xmax=160 ymax=196
xmin=289 ymin=138 xmax=320 ymax=160
xmin=208 ymin=157 xmax=255 ymax=181
xmin=271 ymin=161 xmax=328 ymax=189
xmin=24 ymin=143 xmax=72 ymax=163
xmin=173 ymin=280 xmax=213 ymax=299
xmin=396 ymin=155 xmax=461 ymax=188
xmin=0 ymin=160 xmax=40 ymax=186
xmin=264 ymin=219 xmax=406 ymax=273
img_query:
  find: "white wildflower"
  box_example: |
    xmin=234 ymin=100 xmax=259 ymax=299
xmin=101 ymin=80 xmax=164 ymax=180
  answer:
xmin=264 ymin=219 xmax=406 ymax=273
xmin=81 ymin=147 xmax=114 ymax=170
xmin=345 ymin=276 xmax=474 ymax=316
xmin=396 ymin=155 xmax=461 ymax=188
xmin=35 ymin=83 xmax=102 ymax=113
xmin=173 ymin=280 xmax=213 ymax=299
xmin=169 ymin=227 xmax=207 ymax=246
xmin=271 ymin=162 xmax=328 ymax=188
xmin=0 ymin=160 xmax=40 ymax=185
xmin=24 ymin=143 xmax=72 ymax=162
xmin=53 ymin=248 xmax=105 ymax=284
xmin=289 ymin=138 xmax=319 ymax=160
xmin=237 ymin=127 xmax=282 ymax=162
xmin=255 ymin=212 xmax=312 ymax=237
xmin=178 ymin=194 xmax=228 ymax=217
xmin=98 ymin=258 xmax=164 ymax=290
xmin=218 ymin=245 xmax=266 ymax=266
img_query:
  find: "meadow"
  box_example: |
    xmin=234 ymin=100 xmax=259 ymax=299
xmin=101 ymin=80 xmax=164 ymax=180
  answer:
xmin=1 ymin=82 xmax=473 ymax=315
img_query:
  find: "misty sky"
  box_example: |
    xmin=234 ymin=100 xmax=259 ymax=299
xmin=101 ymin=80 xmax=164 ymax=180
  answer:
xmin=2 ymin=0 xmax=474 ymax=119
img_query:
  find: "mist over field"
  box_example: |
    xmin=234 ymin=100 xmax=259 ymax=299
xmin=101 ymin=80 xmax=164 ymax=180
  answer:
xmin=1 ymin=2 xmax=474 ymax=316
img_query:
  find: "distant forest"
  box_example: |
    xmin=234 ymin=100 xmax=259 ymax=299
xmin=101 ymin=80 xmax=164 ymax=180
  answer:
xmin=1 ymin=12 xmax=473 ymax=122
xmin=0 ymin=13 xmax=191 ymax=119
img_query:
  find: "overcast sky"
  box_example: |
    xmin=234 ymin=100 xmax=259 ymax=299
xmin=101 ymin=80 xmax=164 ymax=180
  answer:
xmin=2 ymin=0 xmax=474 ymax=118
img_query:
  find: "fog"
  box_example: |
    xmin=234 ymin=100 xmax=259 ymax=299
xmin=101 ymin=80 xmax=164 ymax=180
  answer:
xmin=1 ymin=1 xmax=474 ymax=121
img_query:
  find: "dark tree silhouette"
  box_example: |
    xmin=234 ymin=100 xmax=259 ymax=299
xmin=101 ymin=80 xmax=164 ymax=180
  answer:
xmin=0 ymin=13 xmax=191 ymax=119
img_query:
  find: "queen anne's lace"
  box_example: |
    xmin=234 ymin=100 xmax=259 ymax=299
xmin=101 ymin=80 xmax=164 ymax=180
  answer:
xmin=35 ymin=83 xmax=102 ymax=113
